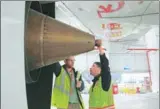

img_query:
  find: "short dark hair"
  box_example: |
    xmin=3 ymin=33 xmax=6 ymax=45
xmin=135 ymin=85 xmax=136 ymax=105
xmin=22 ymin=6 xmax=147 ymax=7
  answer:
xmin=94 ymin=62 xmax=101 ymax=68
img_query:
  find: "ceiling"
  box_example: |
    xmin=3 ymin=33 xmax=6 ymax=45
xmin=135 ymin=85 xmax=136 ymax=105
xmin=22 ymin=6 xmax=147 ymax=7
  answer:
xmin=55 ymin=1 xmax=159 ymax=54
xmin=55 ymin=1 xmax=159 ymax=73
xmin=57 ymin=1 xmax=159 ymax=36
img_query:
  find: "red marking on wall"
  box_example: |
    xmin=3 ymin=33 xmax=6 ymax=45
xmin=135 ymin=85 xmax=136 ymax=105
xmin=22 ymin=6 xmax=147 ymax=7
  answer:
xmin=97 ymin=1 xmax=125 ymax=18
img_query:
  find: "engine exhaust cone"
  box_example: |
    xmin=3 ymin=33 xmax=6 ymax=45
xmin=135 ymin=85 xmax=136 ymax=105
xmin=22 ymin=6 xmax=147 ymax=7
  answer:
xmin=25 ymin=9 xmax=95 ymax=71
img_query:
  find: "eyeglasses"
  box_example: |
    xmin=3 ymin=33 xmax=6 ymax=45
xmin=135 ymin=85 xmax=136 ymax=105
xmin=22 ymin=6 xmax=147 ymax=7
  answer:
xmin=67 ymin=59 xmax=76 ymax=62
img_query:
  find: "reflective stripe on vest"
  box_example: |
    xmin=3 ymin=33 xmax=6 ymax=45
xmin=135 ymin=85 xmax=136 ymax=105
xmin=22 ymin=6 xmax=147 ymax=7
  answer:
xmin=54 ymin=68 xmax=70 ymax=96
xmin=106 ymin=105 xmax=115 ymax=109
xmin=76 ymin=71 xmax=81 ymax=81
xmin=52 ymin=68 xmax=84 ymax=109
xmin=54 ymin=84 xmax=70 ymax=96
xmin=89 ymin=105 xmax=115 ymax=109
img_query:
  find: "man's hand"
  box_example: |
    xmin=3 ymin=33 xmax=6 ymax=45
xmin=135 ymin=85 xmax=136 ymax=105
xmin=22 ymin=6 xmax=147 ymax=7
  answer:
xmin=98 ymin=46 xmax=105 ymax=55
xmin=76 ymin=81 xmax=82 ymax=88
xmin=95 ymin=39 xmax=105 ymax=55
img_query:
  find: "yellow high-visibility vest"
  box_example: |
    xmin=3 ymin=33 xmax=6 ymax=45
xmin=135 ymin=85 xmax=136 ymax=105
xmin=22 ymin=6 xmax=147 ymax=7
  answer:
xmin=89 ymin=77 xmax=115 ymax=109
xmin=51 ymin=67 xmax=84 ymax=109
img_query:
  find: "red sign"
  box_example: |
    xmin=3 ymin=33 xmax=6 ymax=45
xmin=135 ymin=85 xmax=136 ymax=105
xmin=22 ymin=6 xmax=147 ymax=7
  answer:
xmin=97 ymin=1 xmax=125 ymax=18
xmin=102 ymin=23 xmax=122 ymax=30
xmin=104 ymin=23 xmax=123 ymax=40
xmin=112 ymin=84 xmax=119 ymax=94
xmin=107 ymin=23 xmax=122 ymax=30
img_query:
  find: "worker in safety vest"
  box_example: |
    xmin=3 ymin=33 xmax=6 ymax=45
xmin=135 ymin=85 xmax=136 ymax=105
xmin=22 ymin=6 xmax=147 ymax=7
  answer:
xmin=51 ymin=56 xmax=85 ymax=109
xmin=89 ymin=45 xmax=115 ymax=109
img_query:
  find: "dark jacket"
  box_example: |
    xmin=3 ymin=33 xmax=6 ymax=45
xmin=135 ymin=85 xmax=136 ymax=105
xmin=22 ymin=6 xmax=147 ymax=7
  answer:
xmin=92 ymin=53 xmax=111 ymax=91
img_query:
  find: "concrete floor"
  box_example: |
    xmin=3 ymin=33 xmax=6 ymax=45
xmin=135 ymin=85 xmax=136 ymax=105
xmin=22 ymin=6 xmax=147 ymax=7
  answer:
xmin=114 ymin=93 xmax=159 ymax=109
xmin=51 ymin=93 xmax=159 ymax=109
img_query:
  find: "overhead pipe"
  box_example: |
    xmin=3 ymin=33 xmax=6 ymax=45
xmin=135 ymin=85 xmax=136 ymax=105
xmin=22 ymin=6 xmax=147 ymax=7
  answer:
xmin=109 ymin=53 xmax=146 ymax=54
xmin=110 ymin=39 xmax=138 ymax=42
xmin=127 ymin=48 xmax=159 ymax=51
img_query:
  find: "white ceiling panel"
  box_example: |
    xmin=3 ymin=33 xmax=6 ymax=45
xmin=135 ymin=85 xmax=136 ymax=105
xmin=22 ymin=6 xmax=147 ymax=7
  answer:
xmin=55 ymin=1 xmax=159 ymax=54
xmin=55 ymin=1 xmax=159 ymax=73
xmin=57 ymin=1 xmax=159 ymax=38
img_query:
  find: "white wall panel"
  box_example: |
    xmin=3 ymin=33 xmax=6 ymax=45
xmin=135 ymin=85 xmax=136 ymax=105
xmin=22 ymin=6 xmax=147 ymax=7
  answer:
xmin=1 ymin=1 xmax=28 ymax=109
xmin=109 ymin=53 xmax=148 ymax=73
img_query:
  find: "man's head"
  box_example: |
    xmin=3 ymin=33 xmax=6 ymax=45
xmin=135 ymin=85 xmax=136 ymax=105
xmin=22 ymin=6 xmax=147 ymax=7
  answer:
xmin=90 ymin=62 xmax=101 ymax=77
xmin=64 ymin=56 xmax=75 ymax=68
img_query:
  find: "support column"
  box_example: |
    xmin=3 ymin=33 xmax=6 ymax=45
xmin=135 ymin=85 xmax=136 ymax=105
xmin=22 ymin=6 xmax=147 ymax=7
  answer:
xmin=145 ymin=28 xmax=159 ymax=93
xmin=149 ymin=51 xmax=159 ymax=93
